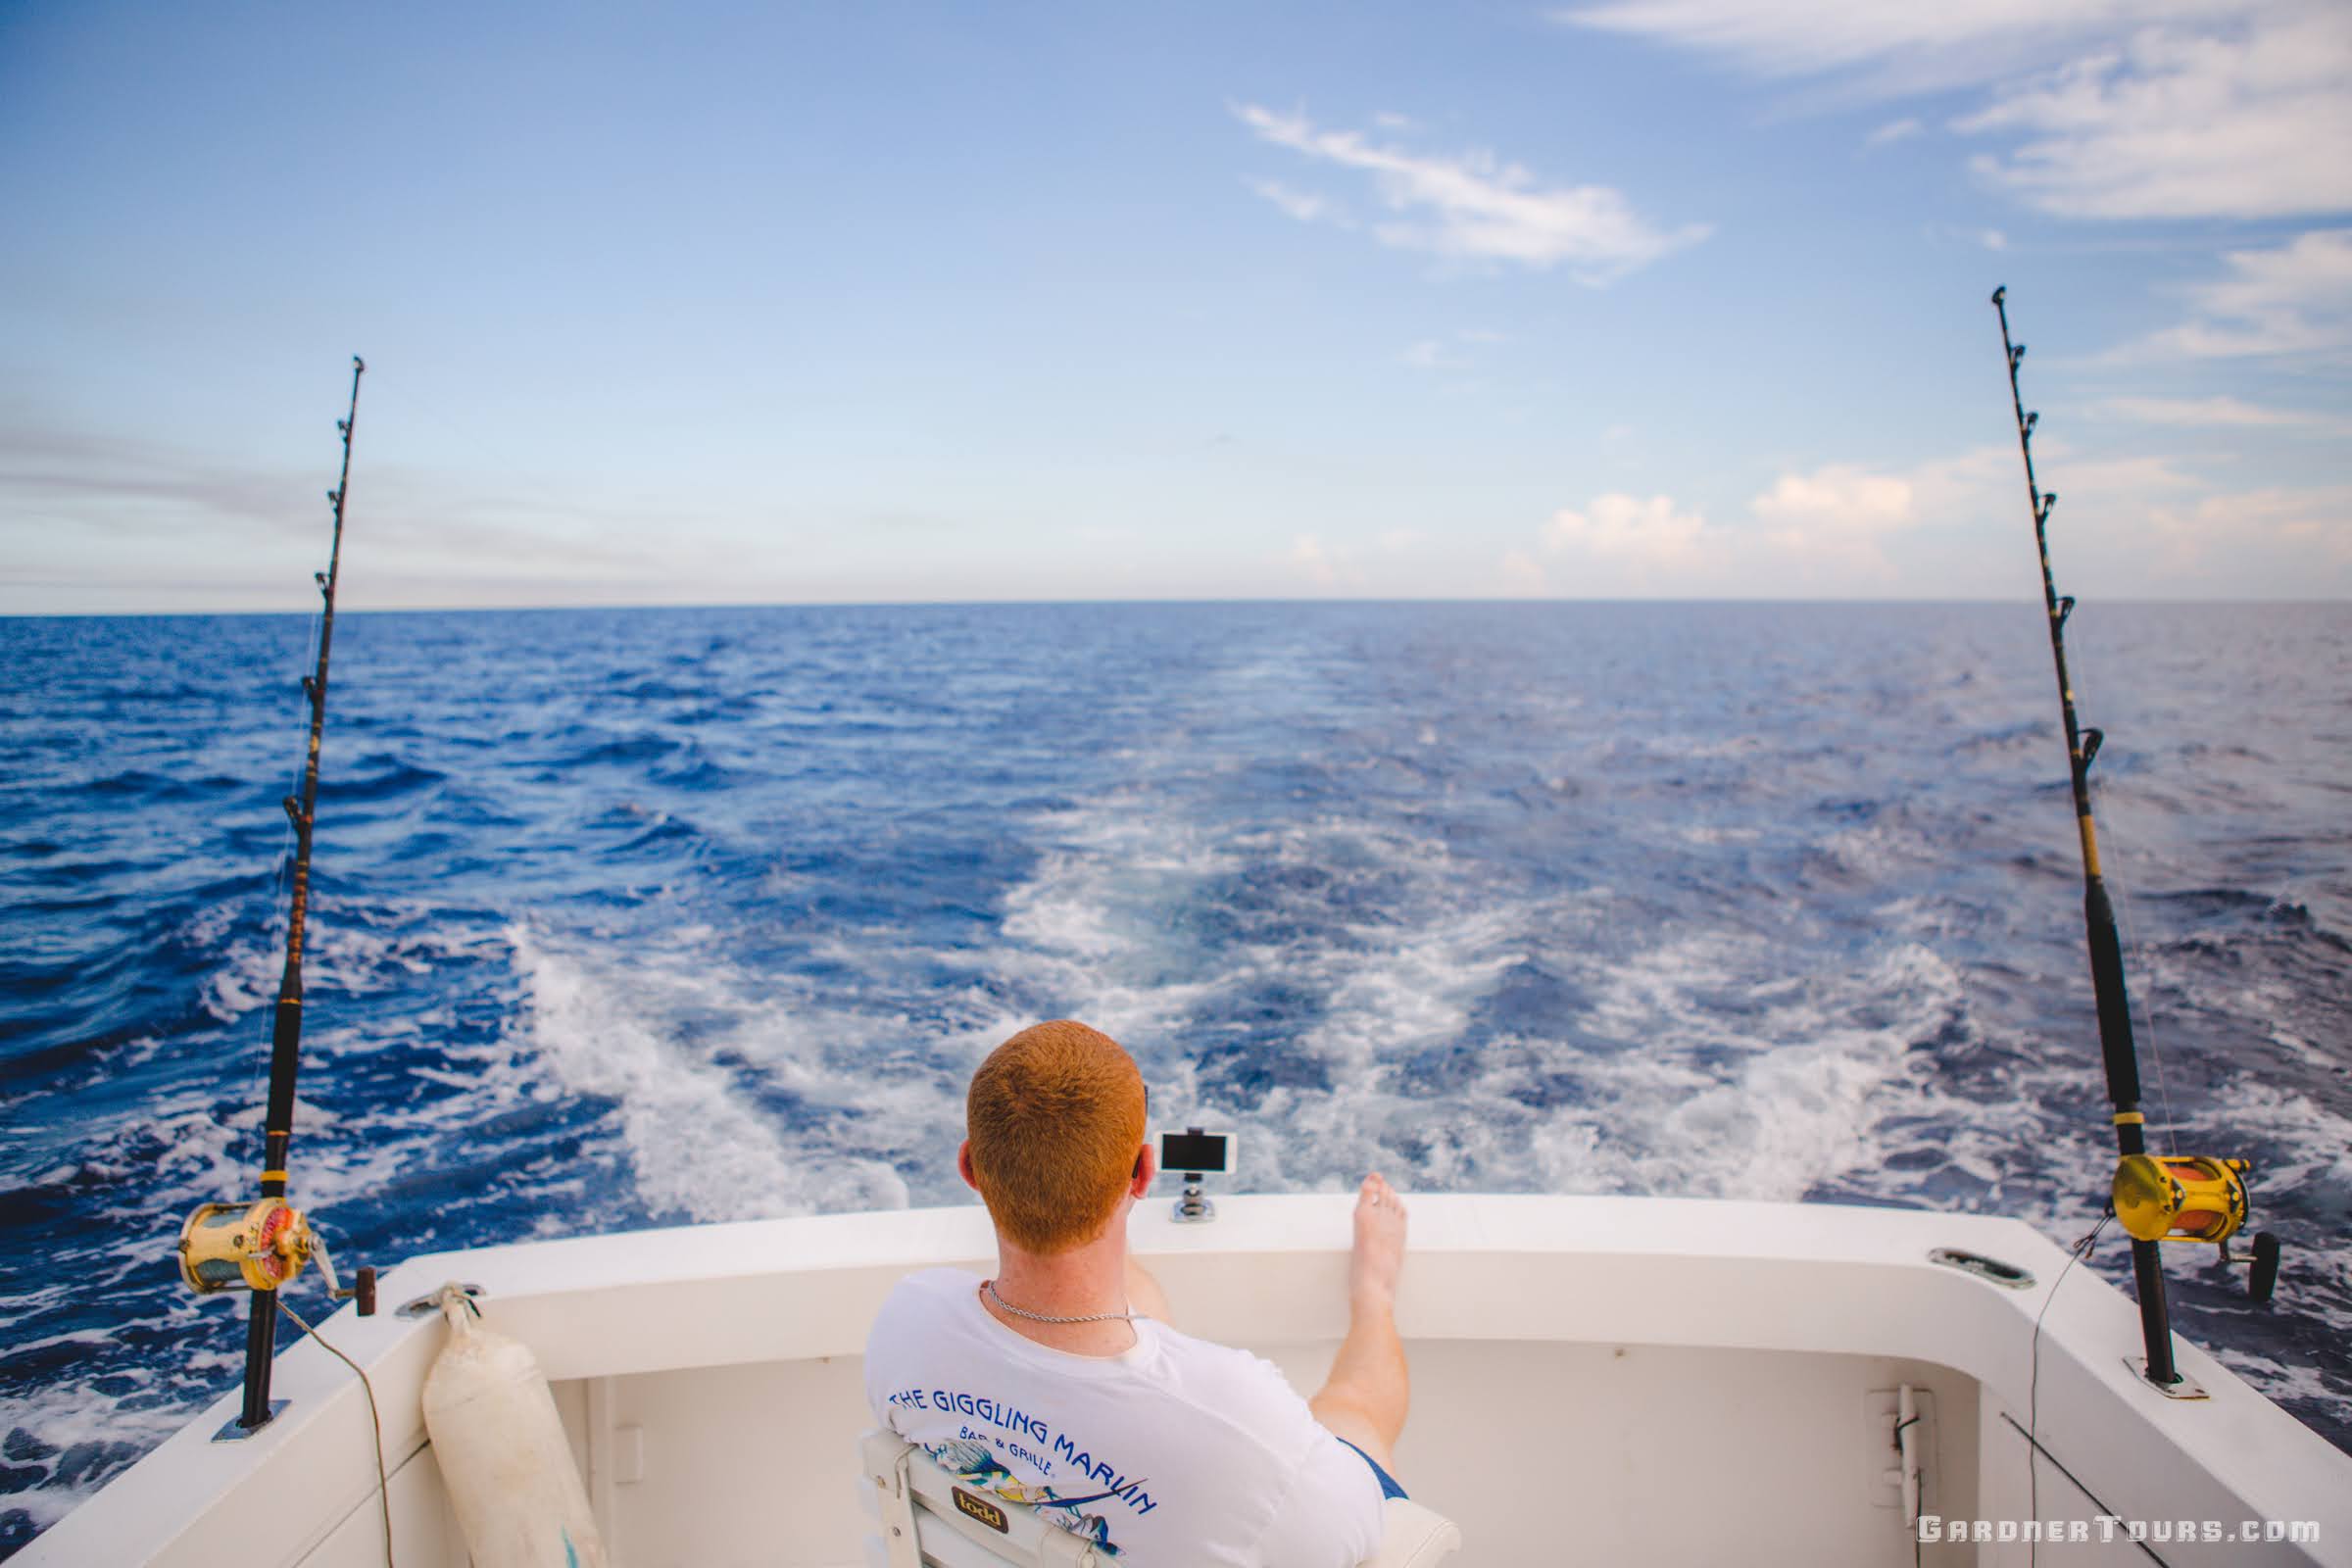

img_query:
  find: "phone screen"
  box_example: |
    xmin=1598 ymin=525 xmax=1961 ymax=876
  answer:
xmin=1159 ymin=1130 xmax=1231 ymax=1174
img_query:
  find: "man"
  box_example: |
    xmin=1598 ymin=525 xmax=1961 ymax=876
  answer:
xmin=865 ymin=1019 xmax=1412 ymax=1565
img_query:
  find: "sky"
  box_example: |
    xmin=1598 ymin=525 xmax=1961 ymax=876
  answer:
xmin=2 ymin=0 xmax=2347 ymax=612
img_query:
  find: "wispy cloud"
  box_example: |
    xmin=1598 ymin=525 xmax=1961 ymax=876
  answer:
xmin=0 ymin=422 xmax=735 ymax=611
xmin=2132 ymin=228 xmax=2352 ymax=358
xmin=2140 ymin=485 xmax=2352 ymax=575
xmin=1958 ymin=15 xmax=2352 ymax=220
xmin=1244 ymin=176 xmax=1343 ymax=225
xmin=1864 ymin=117 xmax=1922 ymax=147
xmin=1234 ymin=103 xmax=1709 ymax=282
xmin=2099 ymin=394 xmax=2345 ymax=430
xmin=1558 ymin=0 xmax=2097 ymax=84
xmin=1558 ymin=1 xmax=2352 ymax=221
xmin=1400 ymin=328 xmax=1509 ymax=373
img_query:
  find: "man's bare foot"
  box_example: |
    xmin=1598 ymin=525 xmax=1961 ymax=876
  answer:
xmin=1349 ymin=1173 xmax=1407 ymax=1311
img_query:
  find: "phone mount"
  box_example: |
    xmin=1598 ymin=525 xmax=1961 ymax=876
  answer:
xmin=1172 ymin=1125 xmax=1215 ymax=1224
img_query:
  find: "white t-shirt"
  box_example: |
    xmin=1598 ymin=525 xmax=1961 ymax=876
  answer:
xmin=864 ymin=1267 xmax=1385 ymax=1566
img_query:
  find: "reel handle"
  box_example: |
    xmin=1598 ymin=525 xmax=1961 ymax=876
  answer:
xmin=2249 ymin=1233 xmax=2280 ymax=1304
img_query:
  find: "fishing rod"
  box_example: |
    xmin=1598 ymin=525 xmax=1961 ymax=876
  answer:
xmin=174 ymin=356 xmax=378 ymax=1437
xmin=1989 ymin=288 xmax=2278 ymax=1394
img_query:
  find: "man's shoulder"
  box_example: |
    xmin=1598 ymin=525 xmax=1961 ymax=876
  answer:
xmin=874 ymin=1269 xmax=973 ymax=1306
xmin=868 ymin=1268 xmax=978 ymax=1343
xmin=1145 ymin=1326 xmax=1328 ymax=1447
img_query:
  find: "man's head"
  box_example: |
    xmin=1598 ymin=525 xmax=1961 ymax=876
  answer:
xmin=963 ymin=1019 xmax=1149 ymax=1254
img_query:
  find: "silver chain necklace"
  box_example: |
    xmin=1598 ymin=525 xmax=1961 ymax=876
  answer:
xmin=983 ymin=1278 xmax=1141 ymax=1325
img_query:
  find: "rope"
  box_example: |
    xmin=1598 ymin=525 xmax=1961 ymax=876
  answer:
xmin=2029 ymin=1207 xmax=2112 ymax=1568
xmin=278 ymin=1298 xmax=392 ymax=1568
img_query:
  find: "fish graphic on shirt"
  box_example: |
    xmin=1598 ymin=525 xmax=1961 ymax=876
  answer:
xmin=923 ymin=1439 xmax=1125 ymax=1555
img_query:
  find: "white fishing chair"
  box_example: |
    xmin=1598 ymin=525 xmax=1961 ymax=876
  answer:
xmin=860 ymin=1430 xmax=1460 ymax=1568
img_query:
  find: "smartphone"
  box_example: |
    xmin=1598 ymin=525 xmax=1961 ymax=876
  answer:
xmin=1159 ymin=1128 xmax=1234 ymax=1175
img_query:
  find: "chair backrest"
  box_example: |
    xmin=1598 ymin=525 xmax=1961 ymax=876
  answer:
xmin=858 ymin=1431 xmax=1461 ymax=1568
xmin=860 ymin=1429 xmax=1102 ymax=1566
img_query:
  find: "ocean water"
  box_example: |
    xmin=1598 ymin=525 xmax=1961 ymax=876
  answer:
xmin=1 ymin=601 xmax=2347 ymax=1551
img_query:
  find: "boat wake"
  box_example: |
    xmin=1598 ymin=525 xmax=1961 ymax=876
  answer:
xmin=1 ymin=602 xmax=2347 ymax=1556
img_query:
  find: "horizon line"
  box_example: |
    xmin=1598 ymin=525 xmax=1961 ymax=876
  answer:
xmin=8 ymin=594 xmax=2350 ymax=619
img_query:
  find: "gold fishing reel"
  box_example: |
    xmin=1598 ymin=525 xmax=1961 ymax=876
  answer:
xmin=2112 ymin=1153 xmax=2248 ymax=1245
xmin=177 ymin=1196 xmax=379 ymax=1311
xmin=2111 ymin=1152 xmax=2279 ymax=1302
xmin=177 ymin=1198 xmax=318 ymax=1295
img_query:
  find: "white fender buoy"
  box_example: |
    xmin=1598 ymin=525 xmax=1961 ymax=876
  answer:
xmin=421 ymin=1285 xmax=608 ymax=1568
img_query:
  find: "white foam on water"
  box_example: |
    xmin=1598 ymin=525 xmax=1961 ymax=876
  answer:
xmin=0 ymin=1388 xmax=194 ymax=1530
xmin=984 ymin=788 xmax=1611 ymax=1193
xmin=2200 ymin=1347 xmax=2346 ymax=1411
xmin=504 ymin=923 xmax=914 ymax=1222
xmin=1673 ymin=823 xmax=1763 ymax=846
xmin=1518 ymin=935 xmax=1969 ymax=1202
xmin=193 ymin=898 xmax=510 ymax=1026
xmin=994 ymin=803 xmax=1230 ymax=1043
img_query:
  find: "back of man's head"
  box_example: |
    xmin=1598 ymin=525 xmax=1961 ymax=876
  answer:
xmin=967 ymin=1019 xmax=1146 ymax=1254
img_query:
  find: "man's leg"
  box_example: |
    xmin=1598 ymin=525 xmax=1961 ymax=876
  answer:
xmin=1309 ymin=1173 xmax=1410 ymax=1470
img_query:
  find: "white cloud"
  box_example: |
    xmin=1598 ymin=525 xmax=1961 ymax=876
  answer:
xmin=1499 ymin=548 xmax=1550 ymax=595
xmin=2133 ymin=228 xmax=2352 ymax=358
xmin=1233 ymin=103 xmax=1710 ymax=282
xmin=2100 ymin=394 xmax=2341 ymax=429
xmin=1525 ymin=441 xmax=2344 ymax=597
xmin=1289 ymin=533 xmax=1343 ymax=589
xmin=1245 ymin=176 xmax=1341 ymax=225
xmin=1558 ymin=0 xmax=2352 ymax=221
xmin=1545 ymin=493 xmax=1717 ymax=568
xmin=1401 ymin=329 xmax=1507 ymax=372
xmin=1864 ymin=117 xmax=1923 ymax=147
xmin=1753 ymin=465 xmax=1913 ymax=535
xmin=1980 ymin=229 xmax=2008 ymax=252
xmin=2139 ymin=485 xmax=2352 ymax=577
xmin=1400 ymin=339 xmax=1458 ymax=371
xmin=1957 ymin=15 xmax=2352 ymax=220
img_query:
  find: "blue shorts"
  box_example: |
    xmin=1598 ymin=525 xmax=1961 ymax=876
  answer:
xmin=1336 ymin=1437 xmax=1408 ymax=1501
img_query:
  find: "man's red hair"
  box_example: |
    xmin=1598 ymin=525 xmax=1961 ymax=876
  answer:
xmin=966 ymin=1020 xmax=1146 ymax=1254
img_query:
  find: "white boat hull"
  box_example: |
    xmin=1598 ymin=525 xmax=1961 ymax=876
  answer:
xmin=24 ymin=1195 xmax=2350 ymax=1565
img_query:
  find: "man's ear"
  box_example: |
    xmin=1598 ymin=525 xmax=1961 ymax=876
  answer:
xmin=957 ymin=1140 xmax=979 ymax=1193
xmin=1130 ymin=1140 xmax=1156 ymax=1199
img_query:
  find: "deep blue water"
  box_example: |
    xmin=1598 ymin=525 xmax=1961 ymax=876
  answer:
xmin=2 ymin=602 xmax=2348 ymax=1551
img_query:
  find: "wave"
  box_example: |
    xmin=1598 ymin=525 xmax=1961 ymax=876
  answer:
xmin=3 ymin=600 xmax=2348 ymax=1547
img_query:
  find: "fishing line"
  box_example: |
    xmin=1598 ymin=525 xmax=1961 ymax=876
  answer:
xmin=249 ymin=612 xmax=329 ymax=1146
xmin=2089 ymin=771 xmax=2180 ymax=1159
xmin=276 ymin=1297 xmax=392 ymax=1568
xmin=2061 ymin=611 xmax=2180 ymax=1158
xmin=2028 ymin=1205 xmax=2113 ymax=1568
xmin=223 ymin=353 xmax=366 ymax=1432
xmin=1986 ymin=284 xmax=2254 ymax=1388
